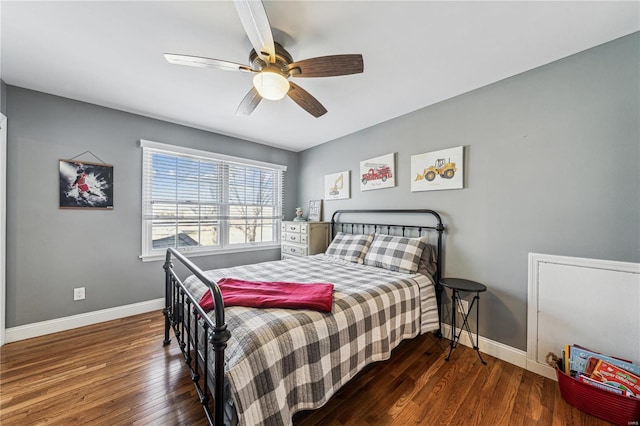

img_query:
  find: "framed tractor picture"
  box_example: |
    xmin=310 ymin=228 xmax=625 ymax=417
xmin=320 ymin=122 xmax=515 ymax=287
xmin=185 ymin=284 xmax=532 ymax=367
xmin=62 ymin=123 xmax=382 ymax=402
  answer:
xmin=411 ymin=146 xmax=464 ymax=192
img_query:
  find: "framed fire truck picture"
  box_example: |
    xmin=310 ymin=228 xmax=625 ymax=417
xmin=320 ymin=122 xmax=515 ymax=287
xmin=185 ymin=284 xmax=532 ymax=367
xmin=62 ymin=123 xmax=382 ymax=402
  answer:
xmin=59 ymin=159 xmax=114 ymax=209
xmin=411 ymin=146 xmax=464 ymax=192
xmin=360 ymin=153 xmax=395 ymax=191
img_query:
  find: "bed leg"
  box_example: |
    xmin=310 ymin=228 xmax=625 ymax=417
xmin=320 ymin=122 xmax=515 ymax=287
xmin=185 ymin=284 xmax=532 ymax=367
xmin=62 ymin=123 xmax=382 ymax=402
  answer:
xmin=434 ymin=283 xmax=443 ymax=339
xmin=162 ymin=308 xmax=171 ymax=346
xmin=163 ymin=257 xmax=173 ymax=346
xmin=211 ymin=325 xmax=231 ymax=426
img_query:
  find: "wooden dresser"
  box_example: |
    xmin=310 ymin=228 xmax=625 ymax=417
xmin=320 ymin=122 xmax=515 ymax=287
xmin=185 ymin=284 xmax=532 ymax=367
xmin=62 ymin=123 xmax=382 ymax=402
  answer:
xmin=281 ymin=221 xmax=330 ymax=259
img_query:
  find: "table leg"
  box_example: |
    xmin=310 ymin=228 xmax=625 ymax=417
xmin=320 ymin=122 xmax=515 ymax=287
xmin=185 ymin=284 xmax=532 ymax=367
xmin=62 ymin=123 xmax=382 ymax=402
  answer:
xmin=445 ymin=289 xmax=459 ymax=361
xmin=445 ymin=290 xmax=487 ymax=364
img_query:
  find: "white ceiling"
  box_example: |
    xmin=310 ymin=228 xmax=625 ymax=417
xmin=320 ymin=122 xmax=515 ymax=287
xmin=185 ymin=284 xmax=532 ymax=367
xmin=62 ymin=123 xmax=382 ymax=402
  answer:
xmin=1 ymin=1 xmax=638 ymax=152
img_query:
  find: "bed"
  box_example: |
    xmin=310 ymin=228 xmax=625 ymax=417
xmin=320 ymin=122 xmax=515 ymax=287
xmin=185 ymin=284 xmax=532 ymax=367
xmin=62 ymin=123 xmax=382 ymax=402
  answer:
xmin=162 ymin=209 xmax=445 ymax=425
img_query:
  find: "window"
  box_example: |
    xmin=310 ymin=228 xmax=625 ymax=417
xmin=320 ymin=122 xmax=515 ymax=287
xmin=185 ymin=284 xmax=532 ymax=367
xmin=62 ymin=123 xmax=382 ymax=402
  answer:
xmin=140 ymin=140 xmax=285 ymax=260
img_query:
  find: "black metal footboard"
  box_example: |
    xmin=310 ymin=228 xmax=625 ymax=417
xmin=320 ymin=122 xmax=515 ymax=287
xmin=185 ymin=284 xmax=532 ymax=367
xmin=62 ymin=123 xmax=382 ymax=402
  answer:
xmin=163 ymin=247 xmax=230 ymax=425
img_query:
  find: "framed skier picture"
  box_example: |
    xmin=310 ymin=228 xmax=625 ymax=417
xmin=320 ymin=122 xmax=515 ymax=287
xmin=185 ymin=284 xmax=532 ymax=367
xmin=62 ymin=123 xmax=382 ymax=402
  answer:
xmin=59 ymin=159 xmax=114 ymax=209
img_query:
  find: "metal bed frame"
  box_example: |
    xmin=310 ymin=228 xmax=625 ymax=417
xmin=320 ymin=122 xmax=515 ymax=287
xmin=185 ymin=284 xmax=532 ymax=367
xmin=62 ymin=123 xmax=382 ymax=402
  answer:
xmin=163 ymin=209 xmax=445 ymax=425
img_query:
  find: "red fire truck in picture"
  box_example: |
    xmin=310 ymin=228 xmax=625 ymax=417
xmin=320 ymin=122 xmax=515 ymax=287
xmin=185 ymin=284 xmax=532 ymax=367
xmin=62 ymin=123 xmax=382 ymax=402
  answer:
xmin=361 ymin=163 xmax=393 ymax=185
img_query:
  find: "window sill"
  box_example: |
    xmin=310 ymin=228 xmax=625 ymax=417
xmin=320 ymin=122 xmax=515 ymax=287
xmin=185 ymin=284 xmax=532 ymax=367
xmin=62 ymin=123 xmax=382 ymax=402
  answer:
xmin=139 ymin=243 xmax=281 ymax=263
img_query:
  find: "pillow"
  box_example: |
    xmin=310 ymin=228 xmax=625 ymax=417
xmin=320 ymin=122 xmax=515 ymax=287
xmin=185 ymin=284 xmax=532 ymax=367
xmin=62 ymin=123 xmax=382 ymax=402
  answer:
xmin=364 ymin=234 xmax=426 ymax=274
xmin=417 ymin=242 xmax=438 ymax=278
xmin=325 ymin=232 xmax=374 ymax=264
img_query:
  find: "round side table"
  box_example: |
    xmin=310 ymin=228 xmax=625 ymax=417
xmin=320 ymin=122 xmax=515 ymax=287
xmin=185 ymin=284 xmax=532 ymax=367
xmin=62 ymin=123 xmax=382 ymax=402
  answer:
xmin=440 ymin=277 xmax=487 ymax=364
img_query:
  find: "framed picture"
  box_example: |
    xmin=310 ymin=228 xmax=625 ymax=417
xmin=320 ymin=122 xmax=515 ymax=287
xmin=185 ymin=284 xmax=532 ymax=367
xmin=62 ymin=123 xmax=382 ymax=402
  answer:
xmin=411 ymin=146 xmax=464 ymax=192
xmin=307 ymin=199 xmax=322 ymax=221
xmin=59 ymin=159 xmax=114 ymax=209
xmin=360 ymin=153 xmax=395 ymax=191
xmin=324 ymin=171 xmax=350 ymax=200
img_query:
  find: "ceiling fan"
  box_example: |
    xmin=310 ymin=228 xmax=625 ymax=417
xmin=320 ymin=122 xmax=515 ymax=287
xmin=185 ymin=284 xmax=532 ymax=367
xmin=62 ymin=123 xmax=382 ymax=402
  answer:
xmin=164 ymin=0 xmax=364 ymax=118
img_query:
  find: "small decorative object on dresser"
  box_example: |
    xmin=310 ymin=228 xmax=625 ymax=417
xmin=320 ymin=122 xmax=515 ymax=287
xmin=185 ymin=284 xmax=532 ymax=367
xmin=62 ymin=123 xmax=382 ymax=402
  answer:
xmin=293 ymin=207 xmax=306 ymax=222
xmin=281 ymin=221 xmax=329 ymax=259
xmin=307 ymin=199 xmax=322 ymax=221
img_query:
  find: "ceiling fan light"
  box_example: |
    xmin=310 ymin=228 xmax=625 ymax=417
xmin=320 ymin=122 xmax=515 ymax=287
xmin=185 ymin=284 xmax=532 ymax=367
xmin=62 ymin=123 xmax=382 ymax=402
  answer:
xmin=253 ymin=71 xmax=289 ymax=100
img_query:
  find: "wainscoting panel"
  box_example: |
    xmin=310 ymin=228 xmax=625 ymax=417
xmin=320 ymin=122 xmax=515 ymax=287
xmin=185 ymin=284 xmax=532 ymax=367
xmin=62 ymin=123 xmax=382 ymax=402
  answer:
xmin=527 ymin=253 xmax=640 ymax=380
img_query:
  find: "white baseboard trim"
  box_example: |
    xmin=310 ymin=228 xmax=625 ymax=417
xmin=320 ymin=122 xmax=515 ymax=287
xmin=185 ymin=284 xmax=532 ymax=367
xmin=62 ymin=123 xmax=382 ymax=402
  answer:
xmin=441 ymin=324 xmax=527 ymax=369
xmin=5 ymin=298 xmax=165 ymax=344
xmin=527 ymin=359 xmax=557 ymax=381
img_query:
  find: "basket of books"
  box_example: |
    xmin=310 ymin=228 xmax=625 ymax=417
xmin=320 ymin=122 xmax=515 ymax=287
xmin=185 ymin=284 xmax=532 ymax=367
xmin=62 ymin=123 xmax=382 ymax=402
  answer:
xmin=551 ymin=345 xmax=640 ymax=426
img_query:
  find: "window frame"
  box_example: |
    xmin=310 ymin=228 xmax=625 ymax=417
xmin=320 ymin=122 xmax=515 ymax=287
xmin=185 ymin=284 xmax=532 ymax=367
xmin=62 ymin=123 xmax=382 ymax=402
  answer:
xmin=139 ymin=140 xmax=286 ymax=262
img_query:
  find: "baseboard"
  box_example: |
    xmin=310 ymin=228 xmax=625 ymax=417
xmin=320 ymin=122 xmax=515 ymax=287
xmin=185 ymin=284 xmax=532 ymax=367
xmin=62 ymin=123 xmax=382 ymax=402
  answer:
xmin=441 ymin=324 xmax=527 ymax=370
xmin=4 ymin=298 xmax=165 ymax=344
xmin=526 ymin=359 xmax=557 ymax=380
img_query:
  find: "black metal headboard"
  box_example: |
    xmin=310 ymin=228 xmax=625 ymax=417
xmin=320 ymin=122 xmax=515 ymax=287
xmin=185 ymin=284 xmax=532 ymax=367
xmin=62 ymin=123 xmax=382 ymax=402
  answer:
xmin=330 ymin=209 xmax=446 ymax=335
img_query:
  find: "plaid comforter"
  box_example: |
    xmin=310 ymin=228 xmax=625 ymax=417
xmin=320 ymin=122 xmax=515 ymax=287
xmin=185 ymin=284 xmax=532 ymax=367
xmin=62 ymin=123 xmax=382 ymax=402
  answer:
xmin=184 ymin=254 xmax=439 ymax=426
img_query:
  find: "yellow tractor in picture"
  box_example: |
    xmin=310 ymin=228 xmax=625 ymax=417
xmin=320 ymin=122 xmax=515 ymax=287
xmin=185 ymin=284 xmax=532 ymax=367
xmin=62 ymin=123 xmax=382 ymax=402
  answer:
xmin=415 ymin=158 xmax=456 ymax=181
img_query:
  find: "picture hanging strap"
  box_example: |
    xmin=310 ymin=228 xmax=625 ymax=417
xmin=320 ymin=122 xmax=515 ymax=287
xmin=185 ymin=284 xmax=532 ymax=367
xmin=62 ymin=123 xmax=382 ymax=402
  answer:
xmin=67 ymin=150 xmax=107 ymax=164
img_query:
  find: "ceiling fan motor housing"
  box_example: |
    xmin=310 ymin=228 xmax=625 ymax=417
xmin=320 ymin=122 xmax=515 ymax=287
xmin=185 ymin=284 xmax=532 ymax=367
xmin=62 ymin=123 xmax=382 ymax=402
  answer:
xmin=249 ymin=42 xmax=293 ymax=74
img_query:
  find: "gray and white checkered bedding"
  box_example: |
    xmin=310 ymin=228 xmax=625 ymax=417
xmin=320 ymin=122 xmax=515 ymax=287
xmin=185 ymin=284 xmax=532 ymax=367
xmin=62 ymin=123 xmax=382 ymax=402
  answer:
xmin=324 ymin=232 xmax=374 ymax=263
xmin=364 ymin=234 xmax=427 ymax=273
xmin=183 ymin=254 xmax=439 ymax=426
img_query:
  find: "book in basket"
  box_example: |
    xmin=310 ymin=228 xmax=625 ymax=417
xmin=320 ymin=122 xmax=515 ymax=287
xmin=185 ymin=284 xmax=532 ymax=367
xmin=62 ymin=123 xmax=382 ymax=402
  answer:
xmin=568 ymin=344 xmax=640 ymax=377
xmin=577 ymin=374 xmax=626 ymax=396
xmin=589 ymin=359 xmax=640 ymax=399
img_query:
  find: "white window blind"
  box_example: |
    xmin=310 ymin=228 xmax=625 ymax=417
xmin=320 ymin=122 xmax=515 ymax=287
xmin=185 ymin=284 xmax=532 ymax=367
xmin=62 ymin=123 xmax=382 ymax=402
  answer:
xmin=141 ymin=140 xmax=285 ymax=258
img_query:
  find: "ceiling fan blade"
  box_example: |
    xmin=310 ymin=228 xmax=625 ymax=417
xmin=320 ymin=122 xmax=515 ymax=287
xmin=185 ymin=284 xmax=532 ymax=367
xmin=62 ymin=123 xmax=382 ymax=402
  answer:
xmin=164 ymin=53 xmax=254 ymax=73
xmin=288 ymin=54 xmax=364 ymax=78
xmin=236 ymin=87 xmax=263 ymax=116
xmin=287 ymin=82 xmax=327 ymax=118
xmin=234 ymin=0 xmax=275 ymax=64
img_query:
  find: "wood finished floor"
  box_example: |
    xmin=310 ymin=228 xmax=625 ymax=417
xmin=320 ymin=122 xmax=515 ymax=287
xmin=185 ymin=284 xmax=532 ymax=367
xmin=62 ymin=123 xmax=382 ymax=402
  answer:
xmin=0 ymin=311 xmax=613 ymax=425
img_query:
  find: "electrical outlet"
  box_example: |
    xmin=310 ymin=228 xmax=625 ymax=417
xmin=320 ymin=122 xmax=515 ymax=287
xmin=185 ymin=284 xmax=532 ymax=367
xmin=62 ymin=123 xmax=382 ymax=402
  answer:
xmin=457 ymin=299 xmax=469 ymax=315
xmin=73 ymin=287 xmax=85 ymax=301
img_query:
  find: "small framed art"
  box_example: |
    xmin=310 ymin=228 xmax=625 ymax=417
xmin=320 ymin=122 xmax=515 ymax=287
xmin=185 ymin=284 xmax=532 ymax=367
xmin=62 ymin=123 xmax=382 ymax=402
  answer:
xmin=324 ymin=171 xmax=350 ymax=200
xmin=307 ymin=199 xmax=322 ymax=221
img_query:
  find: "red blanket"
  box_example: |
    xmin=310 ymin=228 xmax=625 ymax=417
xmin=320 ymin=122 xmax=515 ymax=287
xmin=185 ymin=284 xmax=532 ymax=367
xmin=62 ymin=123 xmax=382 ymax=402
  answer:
xmin=198 ymin=278 xmax=334 ymax=312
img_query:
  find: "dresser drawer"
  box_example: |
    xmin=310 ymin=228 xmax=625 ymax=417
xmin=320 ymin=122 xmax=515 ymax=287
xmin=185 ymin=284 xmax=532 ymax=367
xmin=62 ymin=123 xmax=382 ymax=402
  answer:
xmin=286 ymin=223 xmax=301 ymax=233
xmin=282 ymin=244 xmax=307 ymax=257
xmin=284 ymin=232 xmax=302 ymax=243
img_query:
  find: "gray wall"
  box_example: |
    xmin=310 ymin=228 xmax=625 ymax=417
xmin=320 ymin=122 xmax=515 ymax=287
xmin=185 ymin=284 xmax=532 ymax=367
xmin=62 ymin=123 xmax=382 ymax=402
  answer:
xmin=1 ymin=79 xmax=6 ymax=115
xmin=298 ymin=33 xmax=640 ymax=351
xmin=5 ymin=87 xmax=298 ymax=327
